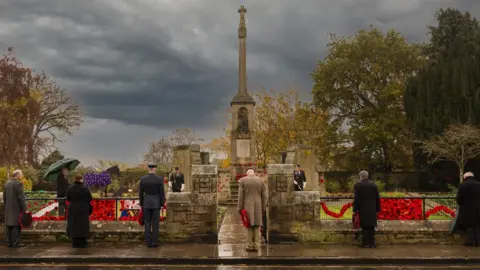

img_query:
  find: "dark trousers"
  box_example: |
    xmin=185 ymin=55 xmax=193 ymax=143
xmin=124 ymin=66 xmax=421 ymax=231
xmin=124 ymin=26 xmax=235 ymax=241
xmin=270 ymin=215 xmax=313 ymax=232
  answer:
xmin=6 ymin=226 xmax=21 ymax=247
xmin=294 ymin=183 xmax=304 ymax=191
xmin=466 ymin=226 xmax=480 ymax=245
xmin=143 ymin=207 xmax=160 ymax=247
xmin=362 ymin=227 xmax=375 ymax=246
xmin=72 ymin=237 xmax=87 ymax=248
xmin=58 ymin=198 xmax=66 ymax=216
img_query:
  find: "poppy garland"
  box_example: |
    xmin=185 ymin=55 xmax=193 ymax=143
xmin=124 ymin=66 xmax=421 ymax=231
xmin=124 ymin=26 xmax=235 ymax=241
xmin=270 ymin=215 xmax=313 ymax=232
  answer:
xmin=30 ymin=200 xmax=167 ymax=222
xmin=320 ymin=199 xmax=456 ymax=220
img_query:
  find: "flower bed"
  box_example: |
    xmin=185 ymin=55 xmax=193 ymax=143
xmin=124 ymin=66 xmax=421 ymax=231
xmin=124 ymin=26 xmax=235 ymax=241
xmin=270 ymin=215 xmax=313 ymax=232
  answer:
xmin=29 ymin=199 xmax=167 ymax=222
xmin=320 ymin=198 xmax=456 ymax=220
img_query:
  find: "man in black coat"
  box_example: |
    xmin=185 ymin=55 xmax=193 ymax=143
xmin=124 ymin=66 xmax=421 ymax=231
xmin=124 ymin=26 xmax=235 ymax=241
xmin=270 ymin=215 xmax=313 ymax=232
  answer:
xmin=169 ymin=167 xmax=184 ymax=192
xmin=353 ymin=170 xmax=381 ymax=248
xmin=293 ymin=164 xmax=307 ymax=191
xmin=456 ymin=172 xmax=480 ymax=246
xmin=139 ymin=163 xmax=165 ymax=248
xmin=66 ymin=174 xmax=93 ymax=248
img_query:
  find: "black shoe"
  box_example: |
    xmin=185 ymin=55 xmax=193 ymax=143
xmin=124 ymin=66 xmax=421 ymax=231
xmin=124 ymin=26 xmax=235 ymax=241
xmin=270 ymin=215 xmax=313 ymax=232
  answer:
xmin=464 ymin=243 xmax=475 ymax=247
xmin=152 ymin=244 xmax=159 ymax=248
xmin=13 ymin=243 xmax=26 ymax=248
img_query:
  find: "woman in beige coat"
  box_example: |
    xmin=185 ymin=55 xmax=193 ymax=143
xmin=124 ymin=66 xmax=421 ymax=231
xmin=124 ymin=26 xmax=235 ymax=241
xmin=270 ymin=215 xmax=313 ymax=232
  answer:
xmin=237 ymin=169 xmax=268 ymax=252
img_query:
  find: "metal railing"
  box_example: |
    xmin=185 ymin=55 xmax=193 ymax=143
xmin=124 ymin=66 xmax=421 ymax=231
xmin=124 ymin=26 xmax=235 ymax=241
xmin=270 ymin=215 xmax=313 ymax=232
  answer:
xmin=25 ymin=197 xmax=161 ymax=221
xmin=319 ymin=196 xmax=456 ymax=220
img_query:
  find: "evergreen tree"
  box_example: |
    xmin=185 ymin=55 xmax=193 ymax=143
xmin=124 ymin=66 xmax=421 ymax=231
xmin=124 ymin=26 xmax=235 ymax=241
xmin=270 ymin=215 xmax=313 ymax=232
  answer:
xmin=404 ymin=8 xmax=480 ymax=170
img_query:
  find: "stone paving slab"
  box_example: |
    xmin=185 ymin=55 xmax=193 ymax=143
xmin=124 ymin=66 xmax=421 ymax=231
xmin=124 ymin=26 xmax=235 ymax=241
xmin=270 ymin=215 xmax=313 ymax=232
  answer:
xmin=1 ymin=243 xmax=480 ymax=265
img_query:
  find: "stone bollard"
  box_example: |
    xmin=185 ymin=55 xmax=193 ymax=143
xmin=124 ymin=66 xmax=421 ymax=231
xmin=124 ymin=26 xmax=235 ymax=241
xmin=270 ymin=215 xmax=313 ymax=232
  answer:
xmin=165 ymin=165 xmax=218 ymax=243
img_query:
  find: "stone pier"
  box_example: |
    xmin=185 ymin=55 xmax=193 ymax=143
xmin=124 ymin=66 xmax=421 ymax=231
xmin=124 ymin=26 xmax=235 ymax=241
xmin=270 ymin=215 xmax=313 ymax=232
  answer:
xmin=172 ymin=144 xmax=202 ymax=191
xmin=165 ymin=165 xmax=218 ymax=243
xmin=267 ymin=164 xmax=321 ymax=243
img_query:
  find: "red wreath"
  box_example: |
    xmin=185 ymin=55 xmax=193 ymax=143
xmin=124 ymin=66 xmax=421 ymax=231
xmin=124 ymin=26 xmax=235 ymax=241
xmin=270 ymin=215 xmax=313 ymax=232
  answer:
xmin=239 ymin=209 xmax=250 ymax=228
xmin=138 ymin=208 xmax=144 ymax=226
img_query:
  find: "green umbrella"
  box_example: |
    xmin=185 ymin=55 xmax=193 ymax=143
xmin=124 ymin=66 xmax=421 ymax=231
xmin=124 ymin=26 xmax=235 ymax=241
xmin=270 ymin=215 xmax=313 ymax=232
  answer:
xmin=43 ymin=158 xmax=81 ymax=182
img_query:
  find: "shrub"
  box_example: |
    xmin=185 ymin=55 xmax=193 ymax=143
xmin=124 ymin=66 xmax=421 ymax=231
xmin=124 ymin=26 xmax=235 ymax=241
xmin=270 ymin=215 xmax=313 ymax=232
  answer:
xmin=374 ymin=180 xmax=386 ymax=192
xmin=325 ymin=180 xmax=342 ymax=193
xmin=21 ymin=177 xmax=33 ymax=191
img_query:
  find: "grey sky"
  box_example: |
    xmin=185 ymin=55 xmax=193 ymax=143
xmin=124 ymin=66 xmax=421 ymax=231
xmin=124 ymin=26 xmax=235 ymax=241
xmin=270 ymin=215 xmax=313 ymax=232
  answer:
xmin=0 ymin=0 xmax=478 ymax=165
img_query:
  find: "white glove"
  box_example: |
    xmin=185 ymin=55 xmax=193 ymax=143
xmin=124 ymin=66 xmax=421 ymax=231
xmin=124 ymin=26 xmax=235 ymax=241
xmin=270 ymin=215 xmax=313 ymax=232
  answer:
xmin=181 ymin=184 xmax=184 ymax=191
xmin=168 ymin=181 xmax=172 ymax=187
xmin=293 ymin=180 xmax=298 ymax=185
xmin=304 ymin=182 xmax=307 ymax=187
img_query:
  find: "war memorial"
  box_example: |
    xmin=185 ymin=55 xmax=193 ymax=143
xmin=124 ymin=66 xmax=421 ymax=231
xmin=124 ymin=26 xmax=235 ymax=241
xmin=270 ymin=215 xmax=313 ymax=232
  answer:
xmin=0 ymin=5 xmax=479 ymax=269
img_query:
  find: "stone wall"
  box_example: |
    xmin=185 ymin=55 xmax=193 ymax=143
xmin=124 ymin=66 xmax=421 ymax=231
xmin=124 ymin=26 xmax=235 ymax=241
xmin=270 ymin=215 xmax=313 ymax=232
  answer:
xmin=165 ymin=165 xmax=218 ymax=243
xmin=218 ymin=169 xmax=230 ymax=203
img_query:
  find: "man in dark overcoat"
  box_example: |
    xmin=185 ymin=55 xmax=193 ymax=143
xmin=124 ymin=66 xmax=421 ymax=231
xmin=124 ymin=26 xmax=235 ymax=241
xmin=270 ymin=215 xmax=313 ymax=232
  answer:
xmin=169 ymin=167 xmax=184 ymax=192
xmin=3 ymin=169 xmax=27 ymax=248
xmin=353 ymin=170 xmax=380 ymax=248
xmin=139 ymin=163 xmax=165 ymax=248
xmin=293 ymin=164 xmax=306 ymax=191
xmin=456 ymin=172 xmax=480 ymax=246
xmin=66 ymin=174 xmax=93 ymax=248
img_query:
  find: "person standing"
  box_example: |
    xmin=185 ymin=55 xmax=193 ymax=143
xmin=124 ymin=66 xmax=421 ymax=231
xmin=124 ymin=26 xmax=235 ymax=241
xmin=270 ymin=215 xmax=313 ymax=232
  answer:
xmin=353 ymin=170 xmax=380 ymax=248
xmin=3 ymin=169 xmax=28 ymax=248
xmin=237 ymin=168 xmax=268 ymax=252
xmin=456 ymin=172 xmax=480 ymax=246
xmin=66 ymin=174 xmax=93 ymax=248
xmin=293 ymin=164 xmax=306 ymax=191
xmin=139 ymin=163 xmax=165 ymax=248
xmin=169 ymin=167 xmax=184 ymax=193
xmin=56 ymin=167 xmax=70 ymax=216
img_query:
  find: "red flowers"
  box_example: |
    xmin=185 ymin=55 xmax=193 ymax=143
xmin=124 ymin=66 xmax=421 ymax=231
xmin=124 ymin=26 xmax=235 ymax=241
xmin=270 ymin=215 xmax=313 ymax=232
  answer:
xmin=320 ymin=199 xmax=456 ymax=220
xmin=320 ymin=202 xmax=352 ymax=218
xmin=425 ymin=205 xmax=456 ymax=218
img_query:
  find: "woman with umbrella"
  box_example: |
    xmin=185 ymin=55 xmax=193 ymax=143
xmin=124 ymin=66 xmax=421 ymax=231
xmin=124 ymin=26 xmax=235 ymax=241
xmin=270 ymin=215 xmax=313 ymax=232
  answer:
xmin=66 ymin=174 xmax=93 ymax=248
xmin=43 ymin=158 xmax=80 ymax=216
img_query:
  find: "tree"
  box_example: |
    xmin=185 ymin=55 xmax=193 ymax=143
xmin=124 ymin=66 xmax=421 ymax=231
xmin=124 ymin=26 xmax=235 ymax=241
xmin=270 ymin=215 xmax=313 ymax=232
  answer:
xmin=254 ymin=88 xmax=327 ymax=166
xmin=40 ymin=150 xmax=64 ymax=167
xmin=26 ymin=72 xmax=82 ymax=167
xmin=203 ymin=133 xmax=230 ymax=160
xmin=417 ymin=124 xmax=480 ymax=184
xmin=312 ymin=27 xmax=425 ymax=171
xmin=404 ymin=8 xmax=480 ymax=170
xmin=143 ymin=137 xmax=172 ymax=165
xmin=169 ymin=128 xmax=203 ymax=147
xmin=0 ymin=47 xmax=38 ymax=173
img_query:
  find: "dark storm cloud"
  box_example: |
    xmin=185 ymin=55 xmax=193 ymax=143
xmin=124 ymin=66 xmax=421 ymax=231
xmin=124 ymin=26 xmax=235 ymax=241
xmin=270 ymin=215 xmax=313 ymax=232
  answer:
xmin=1 ymin=0 xmax=479 ymax=130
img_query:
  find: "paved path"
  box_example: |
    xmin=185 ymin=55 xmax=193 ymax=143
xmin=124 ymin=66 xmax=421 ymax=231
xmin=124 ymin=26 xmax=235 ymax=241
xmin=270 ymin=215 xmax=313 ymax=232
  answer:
xmin=2 ymin=243 xmax=480 ymax=265
xmin=218 ymin=207 xmax=248 ymax=245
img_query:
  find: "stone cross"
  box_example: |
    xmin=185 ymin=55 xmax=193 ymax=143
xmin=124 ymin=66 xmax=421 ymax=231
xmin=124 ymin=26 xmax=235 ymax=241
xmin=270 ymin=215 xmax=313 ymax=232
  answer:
xmin=238 ymin=6 xmax=247 ymax=38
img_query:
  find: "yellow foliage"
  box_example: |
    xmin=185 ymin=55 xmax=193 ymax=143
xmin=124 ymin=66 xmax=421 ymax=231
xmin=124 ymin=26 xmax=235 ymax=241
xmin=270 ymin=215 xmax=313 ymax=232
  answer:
xmin=21 ymin=177 xmax=32 ymax=191
xmin=220 ymin=159 xmax=230 ymax=168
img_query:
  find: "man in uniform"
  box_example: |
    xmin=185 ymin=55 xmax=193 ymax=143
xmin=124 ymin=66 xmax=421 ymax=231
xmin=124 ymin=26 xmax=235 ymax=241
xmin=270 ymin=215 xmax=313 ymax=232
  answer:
xmin=293 ymin=164 xmax=307 ymax=191
xmin=138 ymin=163 xmax=165 ymax=248
xmin=169 ymin=166 xmax=184 ymax=192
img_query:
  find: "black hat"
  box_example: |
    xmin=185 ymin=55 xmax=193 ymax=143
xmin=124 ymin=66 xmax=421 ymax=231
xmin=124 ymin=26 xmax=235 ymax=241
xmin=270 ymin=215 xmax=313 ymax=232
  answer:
xmin=174 ymin=166 xmax=179 ymax=170
xmin=19 ymin=212 xmax=32 ymax=229
xmin=147 ymin=163 xmax=157 ymax=168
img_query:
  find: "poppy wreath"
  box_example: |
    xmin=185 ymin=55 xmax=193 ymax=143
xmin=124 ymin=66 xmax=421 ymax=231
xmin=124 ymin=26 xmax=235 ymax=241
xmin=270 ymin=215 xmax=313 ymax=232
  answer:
xmin=117 ymin=200 xmax=168 ymax=222
xmin=320 ymin=199 xmax=424 ymax=220
xmin=425 ymin=205 xmax=456 ymax=218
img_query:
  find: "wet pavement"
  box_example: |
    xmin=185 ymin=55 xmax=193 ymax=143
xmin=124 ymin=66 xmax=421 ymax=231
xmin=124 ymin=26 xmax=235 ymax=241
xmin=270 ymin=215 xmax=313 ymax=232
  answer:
xmin=0 ymin=242 xmax=479 ymax=262
xmin=218 ymin=207 xmax=248 ymax=244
